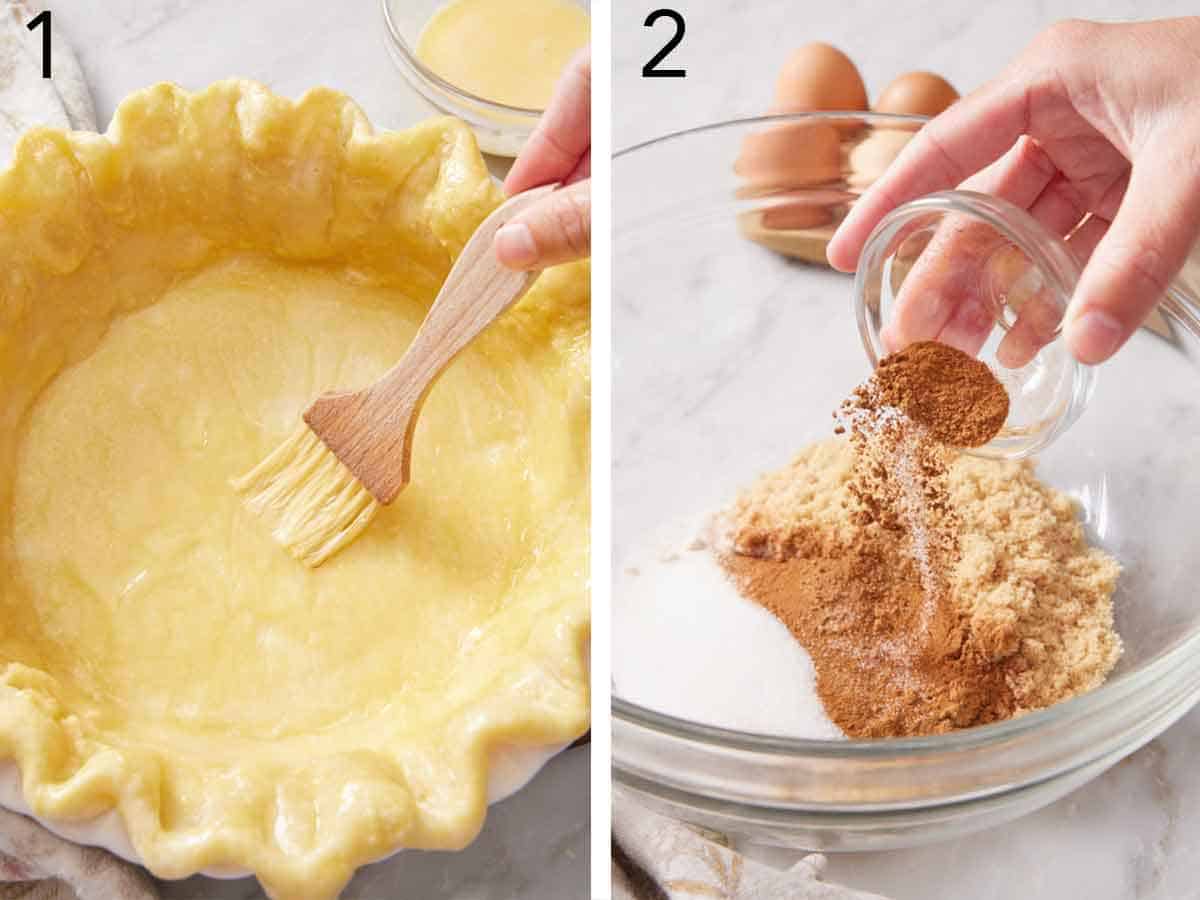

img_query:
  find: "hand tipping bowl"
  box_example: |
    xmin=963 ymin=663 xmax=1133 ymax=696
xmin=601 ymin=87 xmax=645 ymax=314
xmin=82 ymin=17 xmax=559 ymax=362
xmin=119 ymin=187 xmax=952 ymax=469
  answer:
xmin=855 ymin=189 xmax=1098 ymax=458
xmin=612 ymin=112 xmax=1200 ymax=850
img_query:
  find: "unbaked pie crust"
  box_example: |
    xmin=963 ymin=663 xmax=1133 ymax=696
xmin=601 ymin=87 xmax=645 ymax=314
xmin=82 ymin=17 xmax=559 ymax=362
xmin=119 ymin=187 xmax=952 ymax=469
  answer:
xmin=0 ymin=80 xmax=589 ymax=899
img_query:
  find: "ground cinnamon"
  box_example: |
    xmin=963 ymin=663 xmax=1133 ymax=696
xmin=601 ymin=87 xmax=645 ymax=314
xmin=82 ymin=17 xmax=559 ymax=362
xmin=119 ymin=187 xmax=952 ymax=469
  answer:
xmin=719 ymin=437 xmax=1017 ymax=737
xmin=840 ymin=340 xmax=1009 ymax=448
xmin=718 ymin=342 xmax=1120 ymax=738
xmin=720 ymin=527 xmax=1016 ymax=737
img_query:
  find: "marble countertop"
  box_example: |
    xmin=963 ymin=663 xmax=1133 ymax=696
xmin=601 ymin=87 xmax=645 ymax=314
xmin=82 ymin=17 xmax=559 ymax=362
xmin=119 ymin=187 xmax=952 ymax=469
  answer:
xmin=42 ymin=1 xmax=587 ymax=898
xmin=615 ymin=0 xmax=1198 ymax=150
xmin=614 ymin=2 xmax=1200 ymax=899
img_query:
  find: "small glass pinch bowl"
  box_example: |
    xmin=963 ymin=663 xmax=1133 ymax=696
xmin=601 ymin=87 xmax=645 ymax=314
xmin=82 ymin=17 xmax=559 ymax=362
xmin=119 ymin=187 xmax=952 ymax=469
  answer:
xmin=380 ymin=0 xmax=588 ymax=157
xmin=855 ymin=189 xmax=1095 ymax=458
xmin=612 ymin=113 xmax=1200 ymax=851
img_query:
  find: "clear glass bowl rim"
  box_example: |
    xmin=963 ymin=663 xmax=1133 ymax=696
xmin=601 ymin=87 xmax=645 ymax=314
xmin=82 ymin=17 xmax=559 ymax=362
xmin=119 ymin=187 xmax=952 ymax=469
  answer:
xmin=379 ymin=0 xmax=547 ymax=118
xmin=612 ymin=110 xmax=1200 ymax=762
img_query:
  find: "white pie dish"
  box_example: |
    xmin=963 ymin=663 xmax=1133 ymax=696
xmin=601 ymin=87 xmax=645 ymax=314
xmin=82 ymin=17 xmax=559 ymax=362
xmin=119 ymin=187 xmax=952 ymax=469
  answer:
xmin=0 ymin=743 xmax=565 ymax=880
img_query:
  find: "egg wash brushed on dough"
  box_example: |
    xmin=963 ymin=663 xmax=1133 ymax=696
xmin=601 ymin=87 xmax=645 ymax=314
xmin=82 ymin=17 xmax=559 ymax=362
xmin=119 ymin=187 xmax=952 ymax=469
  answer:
xmin=233 ymin=187 xmax=554 ymax=567
xmin=231 ymin=426 xmax=378 ymax=567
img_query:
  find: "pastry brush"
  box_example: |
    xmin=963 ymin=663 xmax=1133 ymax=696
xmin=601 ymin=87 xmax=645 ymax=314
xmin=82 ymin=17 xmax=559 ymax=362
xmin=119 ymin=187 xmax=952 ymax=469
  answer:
xmin=232 ymin=184 xmax=556 ymax=566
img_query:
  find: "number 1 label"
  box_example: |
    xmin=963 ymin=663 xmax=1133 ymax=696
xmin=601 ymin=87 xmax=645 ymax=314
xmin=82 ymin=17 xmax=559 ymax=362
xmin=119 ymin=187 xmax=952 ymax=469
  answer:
xmin=28 ymin=10 xmax=51 ymax=79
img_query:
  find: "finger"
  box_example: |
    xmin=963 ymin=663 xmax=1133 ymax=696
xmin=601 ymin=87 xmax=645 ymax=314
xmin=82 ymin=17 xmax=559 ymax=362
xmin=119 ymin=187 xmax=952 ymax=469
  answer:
xmin=564 ymin=148 xmax=590 ymax=185
xmin=888 ymin=138 xmax=1056 ymax=349
xmin=1086 ymin=167 xmax=1130 ymax=225
xmin=1025 ymin=173 xmax=1087 ymax=236
xmin=995 ymin=282 xmax=1065 ymax=368
xmin=1065 ymin=147 xmax=1200 ymax=364
xmin=994 ymin=214 xmax=1111 ymax=368
xmin=1025 ymin=162 xmax=1128 ymax=240
xmin=505 ymin=49 xmax=591 ymax=195
xmin=960 ymin=135 xmax=1057 ymax=201
xmin=937 ymin=166 xmax=1090 ymax=359
xmin=1064 ymin=213 xmax=1110 ymax=265
xmin=827 ymin=76 xmax=1034 ymax=271
xmin=966 ymin=171 xmax=1109 ymax=366
xmin=883 ymin=216 xmax=1003 ymax=353
xmin=933 ymin=281 xmax=1000 ymax=358
xmin=494 ymin=179 xmax=591 ymax=270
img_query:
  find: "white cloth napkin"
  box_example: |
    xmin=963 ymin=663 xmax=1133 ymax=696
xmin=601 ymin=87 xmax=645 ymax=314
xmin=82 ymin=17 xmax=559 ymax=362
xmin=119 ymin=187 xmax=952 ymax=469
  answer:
xmin=612 ymin=792 xmax=891 ymax=900
xmin=0 ymin=806 xmax=158 ymax=900
xmin=0 ymin=0 xmax=96 ymax=158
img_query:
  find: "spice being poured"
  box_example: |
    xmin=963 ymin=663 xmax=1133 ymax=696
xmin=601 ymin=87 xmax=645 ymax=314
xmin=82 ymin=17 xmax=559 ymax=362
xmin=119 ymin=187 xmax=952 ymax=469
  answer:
xmin=837 ymin=340 xmax=1010 ymax=447
xmin=715 ymin=340 xmax=1121 ymax=738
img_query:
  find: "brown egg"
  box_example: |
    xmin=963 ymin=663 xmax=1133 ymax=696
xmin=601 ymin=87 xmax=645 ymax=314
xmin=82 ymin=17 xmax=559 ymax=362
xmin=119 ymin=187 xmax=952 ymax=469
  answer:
xmin=734 ymin=121 xmax=842 ymax=190
xmin=874 ymin=71 xmax=959 ymax=117
xmin=847 ymin=128 xmax=915 ymax=188
xmin=769 ymin=43 xmax=868 ymax=114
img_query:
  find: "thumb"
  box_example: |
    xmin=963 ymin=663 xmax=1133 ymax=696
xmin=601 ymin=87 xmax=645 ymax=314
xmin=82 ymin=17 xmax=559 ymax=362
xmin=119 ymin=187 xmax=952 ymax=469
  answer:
xmin=1064 ymin=144 xmax=1200 ymax=364
xmin=494 ymin=180 xmax=591 ymax=271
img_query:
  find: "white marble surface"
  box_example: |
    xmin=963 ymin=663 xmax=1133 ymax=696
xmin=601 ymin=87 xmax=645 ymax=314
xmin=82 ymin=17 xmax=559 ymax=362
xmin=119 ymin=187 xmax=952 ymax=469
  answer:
xmin=615 ymin=0 xmax=1199 ymax=150
xmin=26 ymin=1 xmax=588 ymax=898
xmin=614 ymin=2 xmax=1200 ymax=899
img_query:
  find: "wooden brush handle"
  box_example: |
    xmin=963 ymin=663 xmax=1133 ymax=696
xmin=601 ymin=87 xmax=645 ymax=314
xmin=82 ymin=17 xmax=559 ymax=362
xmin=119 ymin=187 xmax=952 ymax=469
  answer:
xmin=383 ymin=184 xmax=557 ymax=399
xmin=304 ymin=184 xmax=559 ymax=503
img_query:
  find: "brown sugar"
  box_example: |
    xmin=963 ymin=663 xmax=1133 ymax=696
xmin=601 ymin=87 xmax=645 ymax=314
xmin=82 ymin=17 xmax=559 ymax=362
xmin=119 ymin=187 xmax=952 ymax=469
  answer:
xmin=721 ymin=473 xmax=1015 ymax=736
xmin=717 ymin=342 xmax=1119 ymax=739
xmin=719 ymin=442 xmax=1120 ymax=738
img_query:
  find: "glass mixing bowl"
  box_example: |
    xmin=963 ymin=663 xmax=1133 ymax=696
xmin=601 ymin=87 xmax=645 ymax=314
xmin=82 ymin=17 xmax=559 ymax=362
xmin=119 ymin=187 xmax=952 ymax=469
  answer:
xmin=612 ymin=112 xmax=1200 ymax=850
xmin=380 ymin=0 xmax=588 ymax=157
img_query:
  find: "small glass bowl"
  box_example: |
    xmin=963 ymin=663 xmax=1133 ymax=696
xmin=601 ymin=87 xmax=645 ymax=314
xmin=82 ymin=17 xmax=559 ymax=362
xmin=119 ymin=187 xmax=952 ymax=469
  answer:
xmin=380 ymin=0 xmax=587 ymax=157
xmin=856 ymin=190 xmax=1095 ymax=458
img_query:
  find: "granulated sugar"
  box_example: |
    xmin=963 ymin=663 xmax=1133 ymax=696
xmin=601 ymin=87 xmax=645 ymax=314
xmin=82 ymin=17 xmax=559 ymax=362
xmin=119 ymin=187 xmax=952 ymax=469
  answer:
xmin=838 ymin=401 xmax=948 ymax=614
xmin=613 ymin=522 xmax=843 ymax=740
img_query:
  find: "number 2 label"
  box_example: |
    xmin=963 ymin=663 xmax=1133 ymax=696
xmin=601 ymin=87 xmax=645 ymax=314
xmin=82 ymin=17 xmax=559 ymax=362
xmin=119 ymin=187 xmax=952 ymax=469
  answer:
xmin=643 ymin=9 xmax=686 ymax=79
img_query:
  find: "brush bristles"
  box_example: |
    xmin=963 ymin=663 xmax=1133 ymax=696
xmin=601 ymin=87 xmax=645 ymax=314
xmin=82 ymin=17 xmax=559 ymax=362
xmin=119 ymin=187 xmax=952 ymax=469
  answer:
xmin=232 ymin=425 xmax=379 ymax=567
